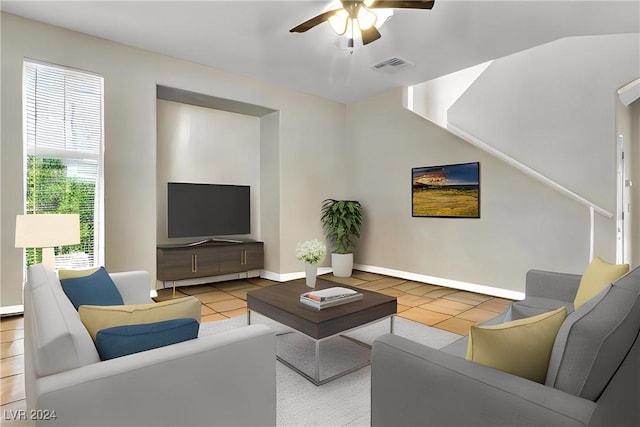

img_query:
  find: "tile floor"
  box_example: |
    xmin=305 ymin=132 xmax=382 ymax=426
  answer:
xmin=1 ymin=270 xmax=512 ymax=422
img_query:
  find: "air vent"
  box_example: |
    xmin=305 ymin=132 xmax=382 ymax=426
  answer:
xmin=371 ymin=57 xmax=413 ymax=73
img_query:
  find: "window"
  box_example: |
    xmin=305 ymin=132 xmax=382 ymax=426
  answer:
xmin=23 ymin=60 xmax=104 ymax=269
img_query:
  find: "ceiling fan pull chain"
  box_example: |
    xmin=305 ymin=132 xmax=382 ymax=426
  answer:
xmin=349 ymin=19 xmax=355 ymax=54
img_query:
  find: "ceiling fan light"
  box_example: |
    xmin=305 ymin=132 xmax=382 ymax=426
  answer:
xmin=357 ymin=7 xmax=377 ymax=30
xmin=329 ymin=9 xmax=349 ymax=35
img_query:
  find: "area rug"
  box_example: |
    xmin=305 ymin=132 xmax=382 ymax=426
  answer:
xmin=199 ymin=313 xmax=462 ymax=426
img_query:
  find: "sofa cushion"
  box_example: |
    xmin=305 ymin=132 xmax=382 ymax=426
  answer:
xmin=546 ymin=267 xmax=640 ymax=400
xmin=441 ymin=309 xmax=508 ymax=357
xmin=95 ymin=318 xmax=199 ymax=360
xmin=60 ymin=266 xmax=124 ymax=310
xmin=510 ymin=296 xmax=574 ymax=320
xmin=466 ymin=306 xmax=566 ymax=383
xmin=26 ymin=264 xmax=100 ymax=376
xmin=58 ymin=267 xmax=101 ymax=279
xmin=573 ymin=256 xmax=629 ymax=309
xmin=79 ymin=296 xmax=201 ymax=340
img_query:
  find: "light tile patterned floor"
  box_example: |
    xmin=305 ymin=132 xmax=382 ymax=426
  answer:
xmin=0 ymin=271 xmax=512 ymax=420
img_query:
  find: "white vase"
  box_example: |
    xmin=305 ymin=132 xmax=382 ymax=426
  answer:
xmin=305 ymin=262 xmax=317 ymax=288
xmin=331 ymin=253 xmax=354 ymax=277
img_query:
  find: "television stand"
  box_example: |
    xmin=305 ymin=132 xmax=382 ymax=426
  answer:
xmin=156 ymin=240 xmax=264 ymax=293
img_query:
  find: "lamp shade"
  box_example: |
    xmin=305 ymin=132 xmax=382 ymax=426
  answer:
xmin=15 ymin=214 xmax=81 ymax=248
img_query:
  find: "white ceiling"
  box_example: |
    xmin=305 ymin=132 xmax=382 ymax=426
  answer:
xmin=2 ymin=0 xmax=639 ymax=103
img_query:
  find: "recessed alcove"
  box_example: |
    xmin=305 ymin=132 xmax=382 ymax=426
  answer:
xmin=155 ymin=85 xmax=280 ymax=274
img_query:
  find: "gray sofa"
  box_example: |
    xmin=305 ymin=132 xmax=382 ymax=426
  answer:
xmin=371 ymin=266 xmax=640 ymax=427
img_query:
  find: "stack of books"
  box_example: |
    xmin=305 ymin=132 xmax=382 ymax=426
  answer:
xmin=300 ymin=287 xmax=363 ymax=310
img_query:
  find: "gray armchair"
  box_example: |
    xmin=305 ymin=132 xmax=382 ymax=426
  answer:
xmin=511 ymin=269 xmax=582 ymax=317
xmin=371 ymin=267 xmax=640 ymax=427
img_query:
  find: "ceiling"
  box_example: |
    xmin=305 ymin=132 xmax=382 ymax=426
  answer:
xmin=2 ymin=1 xmax=639 ymax=103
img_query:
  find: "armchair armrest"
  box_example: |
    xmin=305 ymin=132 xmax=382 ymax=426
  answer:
xmin=372 ymin=334 xmax=595 ymax=427
xmin=109 ymin=270 xmax=152 ymax=304
xmin=524 ymin=269 xmax=581 ymax=303
xmin=35 ymin=324 xmax=276 ymax=426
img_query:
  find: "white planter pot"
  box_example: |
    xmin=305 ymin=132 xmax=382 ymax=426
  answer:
xmin=331 ymin=253 xmax=354 ymax=277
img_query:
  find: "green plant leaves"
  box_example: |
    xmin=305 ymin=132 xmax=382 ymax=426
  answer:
xmin=320 ymin=199 xmax=363 ymax=254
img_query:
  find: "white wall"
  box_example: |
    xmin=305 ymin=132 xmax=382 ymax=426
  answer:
xmin=260 ymin=112 xmax=282 ymax=275
xmin=348 ymin=88 xmax=593 ymax=296
xmin=410 ymin=61 xmax=492 ymax=128
xmin=156 ymin=100 xmax=261 ymax=245
xmin=447 ymin=34 xmax=639 ymax=263
xmin=276 ymin=89 xmax=349 ymax=278
xmin=0 ymin=12 xmax=346 ymax=307
xmin=630 ymin=100 xmax=640 ymax=267
xmin=345 ymin=33 xmax=639 ymax=296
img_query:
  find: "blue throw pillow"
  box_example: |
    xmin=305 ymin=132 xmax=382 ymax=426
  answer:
xmin=60 ymin=267 xmax=124 ymax=310
xmin=95 ymin=318 xmax=200 ymax=360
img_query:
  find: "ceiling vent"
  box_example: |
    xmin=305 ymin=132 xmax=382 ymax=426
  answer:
xmin=371 ymin=57 xmax=413 ymax=73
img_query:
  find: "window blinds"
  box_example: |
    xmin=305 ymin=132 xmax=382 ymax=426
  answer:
xmin=24 ymin=60 xmax=104 ymax=268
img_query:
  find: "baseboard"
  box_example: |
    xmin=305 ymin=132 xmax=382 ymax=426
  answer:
xmin=1 ymin=305 xmax=24 ymax=317
xmin=156 ymin=265 xmax=525 ymax=301
xmin=261 ymin=267 xmax=332 ymax=283
xmin=353 ymin=264 xmax=525 ymax=300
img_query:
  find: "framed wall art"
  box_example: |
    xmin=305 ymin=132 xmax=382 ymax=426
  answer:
xmin=412 ymin=162 xmax=480 ymax=218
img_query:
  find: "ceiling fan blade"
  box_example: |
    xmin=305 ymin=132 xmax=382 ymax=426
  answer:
xmin=290 ymin=9 xmax=341 ymax=33
xmin=369 ymin=0 xmax=435 ymax=9
xmin=361 ymin=26 xmax=382 ymax=45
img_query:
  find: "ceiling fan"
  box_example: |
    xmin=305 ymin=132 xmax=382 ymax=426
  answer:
xmin=290 ymin=0 xmax=435 ymax=46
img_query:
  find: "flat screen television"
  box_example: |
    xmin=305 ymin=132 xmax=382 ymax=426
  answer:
xmin=167 ymin=182 xmax=250 ymax=238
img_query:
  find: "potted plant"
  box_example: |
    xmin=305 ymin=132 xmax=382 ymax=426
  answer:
xmin=320 ymin=199 xmax=363 ymax=277
xmin=295 ymin=238 xmax=326 ymax=288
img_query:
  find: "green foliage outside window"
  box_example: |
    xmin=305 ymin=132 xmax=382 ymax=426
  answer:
xmin=26 ymin=155 xmax=96 ymax=266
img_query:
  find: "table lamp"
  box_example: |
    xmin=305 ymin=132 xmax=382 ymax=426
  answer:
xmin=15 ymin=214 xmax=81 ymax=271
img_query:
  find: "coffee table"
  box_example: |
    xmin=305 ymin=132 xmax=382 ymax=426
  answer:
xmin=247 ymin=278 xmax=397 ymax=385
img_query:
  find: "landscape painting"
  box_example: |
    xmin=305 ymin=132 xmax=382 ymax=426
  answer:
xmin=412 ymin=162 xmax=480 ymax=218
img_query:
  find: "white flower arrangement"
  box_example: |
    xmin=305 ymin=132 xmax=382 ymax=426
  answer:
xmin=295 ymin=239 xmax=326 ymax=265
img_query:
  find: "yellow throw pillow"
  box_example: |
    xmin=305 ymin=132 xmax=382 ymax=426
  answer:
xmin=79 ymin=296 xmax=201 ymax=341
xmin=466 ymin=306 xmax=567 ymax=383
xmin=58 ymin=267 xmax=101 ymax=279
xmin=573 ymin=257 xmax=629 ymax=309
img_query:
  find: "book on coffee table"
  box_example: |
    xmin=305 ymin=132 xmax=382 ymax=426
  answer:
xmin=300 ymin=287 xmax=363 ymax=309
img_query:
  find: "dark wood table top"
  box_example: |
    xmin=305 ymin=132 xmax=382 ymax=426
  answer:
xmin=247 ymin=278 xmax=397 ymax=339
